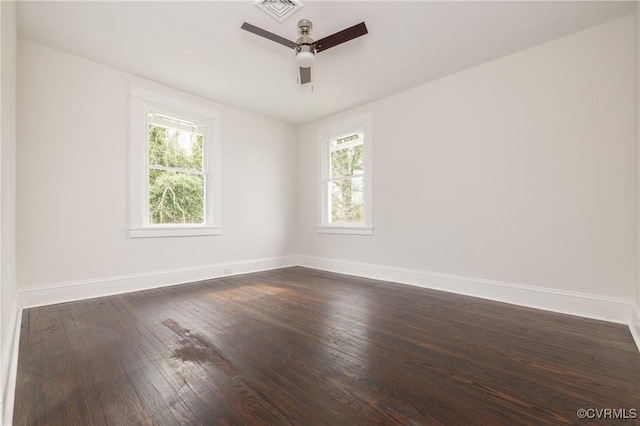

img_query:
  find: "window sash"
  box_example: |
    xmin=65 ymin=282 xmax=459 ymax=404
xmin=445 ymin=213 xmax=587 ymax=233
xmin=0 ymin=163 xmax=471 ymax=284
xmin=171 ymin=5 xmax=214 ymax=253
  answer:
xmin=144 ymin=109 xmax=208 ymax=226
xmin=329 ymin=141 xmax=364 ymax=179
xmin=327 ymin=175 xmax=365 ymax=225
xmin=147 ymin=117 xmax=205 ymax=172
xmin=327 ymin=174 xmax=364 ymax=183
xmin=148 ymin=164 xmax=205 ymax=175
xmin=317 ymin=112 xmax=373 ymax=234
xmin=130 ymin=85 xmax=222 ymax=238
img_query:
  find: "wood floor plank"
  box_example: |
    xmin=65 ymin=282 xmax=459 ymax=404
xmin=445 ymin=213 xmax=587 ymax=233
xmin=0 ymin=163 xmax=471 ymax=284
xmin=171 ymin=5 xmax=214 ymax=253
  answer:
xmin=13 ymin=267 xmax=640 ymax=425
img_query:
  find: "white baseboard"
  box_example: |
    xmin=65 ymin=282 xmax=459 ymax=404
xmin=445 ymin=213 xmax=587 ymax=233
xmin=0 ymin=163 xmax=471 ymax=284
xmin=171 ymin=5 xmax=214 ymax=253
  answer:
xmin=13 ymin=254 xmax=640 ymax=359
xmin=1 ymin=301 xmax=21 ymax=426
xmin=297 ymin=255 xmax=635 ymax=327
xmin=630 ymin=303 xmax=640 ymax=351
xmin=18 ymin=255 xmax=297 ymax=309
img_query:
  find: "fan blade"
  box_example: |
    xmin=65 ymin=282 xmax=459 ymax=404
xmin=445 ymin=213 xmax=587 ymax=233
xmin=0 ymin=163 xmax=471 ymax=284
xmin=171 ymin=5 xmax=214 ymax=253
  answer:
xmin=314 ymin=22 xmax=368 ymax=53
xmin=299 ymin=67 xmax=311 ymax=85
xmin=241 ymin=22 xmax=297 ymax=49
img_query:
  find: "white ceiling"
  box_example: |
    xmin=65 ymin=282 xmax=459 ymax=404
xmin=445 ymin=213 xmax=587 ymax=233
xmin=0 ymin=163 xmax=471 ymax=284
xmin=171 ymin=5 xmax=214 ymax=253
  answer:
xmin=17 ymin=1 xmax=637 ymax=125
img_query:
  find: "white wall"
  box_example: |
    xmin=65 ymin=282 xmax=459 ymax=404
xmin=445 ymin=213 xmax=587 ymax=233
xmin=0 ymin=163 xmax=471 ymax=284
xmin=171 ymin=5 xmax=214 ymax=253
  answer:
xmin=0 ymin=0 xmax=18 ymax=421
xmin=298 ymin=16 xmax=636 ymax=301
xmin=634 ymin=5 xmax=640 ymax=342
xmin=12 ymin=11 xmax=638 ymax=331
xmin=17 ymin=40 xmax=297 ymax=290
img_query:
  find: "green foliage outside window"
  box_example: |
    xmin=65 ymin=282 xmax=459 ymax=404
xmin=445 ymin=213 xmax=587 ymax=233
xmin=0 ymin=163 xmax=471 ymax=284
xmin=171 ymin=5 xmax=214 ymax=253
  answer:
xmin=148 ymin=125 xmax=205 ymax=224
xmin=330 ymin=134 xmax=364 ymax=223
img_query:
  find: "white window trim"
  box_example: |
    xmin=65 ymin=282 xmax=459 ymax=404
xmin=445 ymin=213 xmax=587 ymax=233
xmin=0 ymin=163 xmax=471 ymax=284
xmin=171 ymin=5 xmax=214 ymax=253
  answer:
xmin=129 ymin=85 xmax=222 ymax=238
xmin=317 ymin=111 xmax=373 ymax=236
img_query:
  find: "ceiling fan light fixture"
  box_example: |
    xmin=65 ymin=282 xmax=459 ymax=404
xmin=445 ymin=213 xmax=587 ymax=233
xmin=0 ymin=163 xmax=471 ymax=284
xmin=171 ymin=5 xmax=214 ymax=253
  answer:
xmin=296 ymin=50 xmax=315 ymax=68
xmin=241 ymin=19 xmax=368 ymax=85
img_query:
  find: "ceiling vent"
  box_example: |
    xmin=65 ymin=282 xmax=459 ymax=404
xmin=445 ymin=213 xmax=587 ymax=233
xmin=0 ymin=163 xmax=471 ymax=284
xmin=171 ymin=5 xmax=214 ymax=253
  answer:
xmin=254 ymin=0 xmax=303 ymax=23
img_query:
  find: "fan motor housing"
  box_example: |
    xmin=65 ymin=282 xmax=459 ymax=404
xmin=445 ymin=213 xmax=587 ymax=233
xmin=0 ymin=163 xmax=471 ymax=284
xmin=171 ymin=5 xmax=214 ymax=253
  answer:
xmin=298 ymin=19 xmax=313 ymax=36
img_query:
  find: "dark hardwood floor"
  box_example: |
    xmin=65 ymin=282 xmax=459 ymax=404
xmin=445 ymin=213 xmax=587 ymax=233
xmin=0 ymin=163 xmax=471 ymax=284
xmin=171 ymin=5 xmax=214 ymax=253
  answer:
xmin=13 ymin=267 xmax=640 ymax=425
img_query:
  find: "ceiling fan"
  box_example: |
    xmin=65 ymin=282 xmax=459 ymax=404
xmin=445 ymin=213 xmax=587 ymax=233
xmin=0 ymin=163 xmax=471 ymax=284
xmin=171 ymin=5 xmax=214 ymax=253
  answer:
xmin=241 ymin=19 xmax=368 ymax=85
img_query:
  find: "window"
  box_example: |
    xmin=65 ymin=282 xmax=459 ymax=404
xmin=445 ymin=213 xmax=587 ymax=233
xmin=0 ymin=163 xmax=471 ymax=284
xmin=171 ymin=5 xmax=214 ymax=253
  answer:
xmin=129 ymin=85 xmax=221 ymax=238
xmin=318 ymin=112 xmax=373 ymax=235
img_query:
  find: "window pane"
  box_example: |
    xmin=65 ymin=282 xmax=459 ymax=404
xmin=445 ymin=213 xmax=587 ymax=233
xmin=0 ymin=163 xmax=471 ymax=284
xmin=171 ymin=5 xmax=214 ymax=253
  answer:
xmin=148 ymin=116 xmax=203 ymax=170
xmin=330 ymin=176 xmax=364 ymax=224
xmin=330 ymin=142 xmax=363 ymax=178
xmin=149 ymin=168 xmax=204 ymax=224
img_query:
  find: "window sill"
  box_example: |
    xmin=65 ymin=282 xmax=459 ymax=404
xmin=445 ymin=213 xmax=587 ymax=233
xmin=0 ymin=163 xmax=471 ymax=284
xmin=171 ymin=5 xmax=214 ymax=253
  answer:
xmin=129 ymin=226 xmax=222 ymax=238
xmin=316 ymin=226 xmax=374 ymax=236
